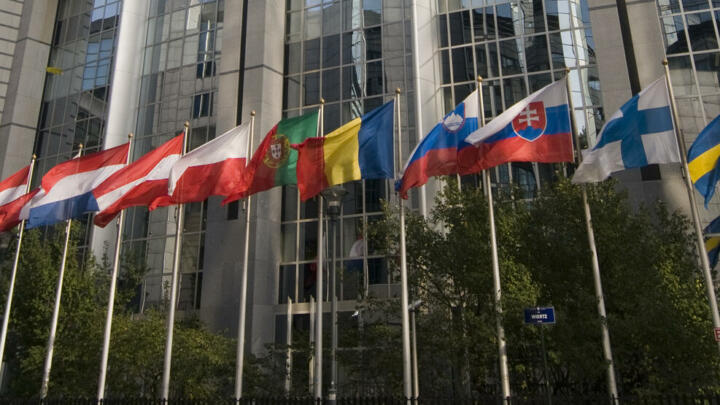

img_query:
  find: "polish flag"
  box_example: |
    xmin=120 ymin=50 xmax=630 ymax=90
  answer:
xmin=0 ymin=165 xmax=38 ymax=232
xmin=93 ymin=134 xmax=183 ymax=227
xmin=22 ymin=144 xmax=129 ymax=229
xmin=168 ymin=123 xmax=250 ymax=203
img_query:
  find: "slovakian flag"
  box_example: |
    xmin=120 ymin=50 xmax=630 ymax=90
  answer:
xmin=223 ymin=111 xmax=319 ymax=204
xmin=93 ymin=135 xmax=183 ymax=227
xmin=293 ymin=100 xmax=394 ymax=201
xmin=168 ymin=122 xmax=250 ymax=204
xmin=395 ymin=91 xmax=479 ymax=198
xmin=22 ymin=144 xmax=129 ymax=229
xmin=0 ymin=165 xmax=38 ymax=232
xmin=458 ymin=78 xmax=573 ymax=175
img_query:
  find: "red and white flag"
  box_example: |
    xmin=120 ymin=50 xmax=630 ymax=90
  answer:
xmin=93 ymin=135 xmax=183 ymax=227
xmin=168 ymin=123 xmax=250 ymax=203
xmin=0 ymin=165 xmax=38 ymax=232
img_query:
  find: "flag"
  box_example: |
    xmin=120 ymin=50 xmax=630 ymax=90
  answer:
xmin=93 ymin=135 xmax=183 ymax=227
xmin=168 ymin=122 xmax=250 ymax=204
xmin=572 ymin=77 xmax=679 ymax=183
xmin=293 ymin=100 xmax=394 ymax=201
xmin=23 ymin=144 xmax=129 ymax=229
xmin=0 ymin=165 xmax=38 ymax=232
xmin=459 ymin=79 xmax=573 ymax=175
xmin=705 ymin=215 xmax=720 ymax=268
xmin=395 ymin=91 xmax=479 ymax=198
xmin=687 ymin=114 xmax=720 ymax=207
xmin=223 ymin=111 xmax=319 ymax=204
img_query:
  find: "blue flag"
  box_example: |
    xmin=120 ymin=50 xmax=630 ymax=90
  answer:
xmin=688 ymin=114 xmax=720 ymax=207
xmin=704 ymin=216 xmax=720 ymax=269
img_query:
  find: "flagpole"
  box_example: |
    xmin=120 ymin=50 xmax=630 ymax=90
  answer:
xmin=476 ymin=77 xmax=511 ymax=403
xmin=314 ymin=99 xmax=325 ymax=402
xmin=161 ymin=122 xmax=190 ymax=401
xmin=235 ymin=111 xmax=256 ymax=400
xmin=97 ymin=134 xmax=133 ymax=402
xmin=41 ymin=143 xmax=84 ymax=398
xmin=663 ymin=59 xmax=720 ymax=353
xmin=409 ymin=1 xmax=427 ymax=217
xmin=565 ymin=70 xmax=619 ymax=404
xmin=0 ymin=154 xmax=36 ymax=374
xmin=394 ymin=88 xmax=413 ymax=403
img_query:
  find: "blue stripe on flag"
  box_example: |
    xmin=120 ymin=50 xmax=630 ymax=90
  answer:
xmin=358 ymin=100 xmax=395 ymax=180
xmin=26 ymin=191 xmax=99 ymax=229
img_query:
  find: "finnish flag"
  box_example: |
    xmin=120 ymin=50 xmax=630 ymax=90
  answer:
xmin=572 ymin=77 xmax=680 ymax=183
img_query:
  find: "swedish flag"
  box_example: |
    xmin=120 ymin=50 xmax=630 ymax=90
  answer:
xmin=688 ymin=115 xmax=720 ymax=207
xmin=704 ymin=216 xmax=720 ymax=269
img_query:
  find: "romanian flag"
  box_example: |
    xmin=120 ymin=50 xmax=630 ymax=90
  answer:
xmin=688 ymin=114 xmax=720 ymax=207
xmin=293 ymin=101 xmax=394 ymax=200
xmin=223 ymin=111 xmax=319 ymax=203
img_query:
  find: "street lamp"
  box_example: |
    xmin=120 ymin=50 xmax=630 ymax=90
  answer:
xmin=321 ymin=185 xmax=347 ymax=404
xmin=409 ymin=299 xmax=423 ymax=402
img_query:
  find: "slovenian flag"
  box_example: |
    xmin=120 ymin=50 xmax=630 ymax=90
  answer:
xmin=168 ymin=122 xmax=250 ymax=204
xmin=0 ymin=165 xmax=38 ymax=232
xmin=22 ymin=144 xmax=129 ymax=229
xmin=293 ymin=100 xmax=394 ymax=201
xmin=395 ymin=91 xmax=479 ymax=198
xmin=93 ymin=134 xmax=183 ymax=227
xmin=459 ymin=78 xmax=573 ymax=175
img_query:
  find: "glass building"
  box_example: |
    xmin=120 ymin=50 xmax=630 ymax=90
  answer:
xmin=0 ymin=0 xmax=718 ymax=396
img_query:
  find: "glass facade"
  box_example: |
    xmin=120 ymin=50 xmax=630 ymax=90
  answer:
xmin=35 ymin=0 xmax=123 ymax=263
xmin=279 ymin=0 xmax=415 ymax=315
xmin=121 ymin=0 xmax=224 ymax=312
xmin=438 ymin=0 xmax=601 ymax=196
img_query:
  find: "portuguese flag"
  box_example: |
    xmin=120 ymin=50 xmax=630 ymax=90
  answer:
xmin=223 ymin=111 xmax=318 ymax=203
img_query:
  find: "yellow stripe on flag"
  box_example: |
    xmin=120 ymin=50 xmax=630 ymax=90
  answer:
xmin=706 ymin=237 xmax=720 ymax=252
xmin=323 ymin=117 xmax=362 ymax=186
xmin=689 ymin=143 xmax=720 ymax=183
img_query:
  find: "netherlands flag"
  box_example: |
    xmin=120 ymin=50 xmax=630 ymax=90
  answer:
xmin=167 ymin=122 xmax=250 ymax=204
xmin=22 ymin=144 xmax=129 ymax=229
xmin=396 ymin=91 xmax=479 ymax=198
xmin=0 ymin=165 xmax=38 ymax=232
xmin=93 ymin=134 xmax=183 ymax=227
xmin=458 ymin=79 xmax=573 ymax=174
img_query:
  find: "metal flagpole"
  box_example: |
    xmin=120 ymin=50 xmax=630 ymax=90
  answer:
xmin=565 ymin=71 xmax=619 ymax=403
xmin=395 ymin=88 xmax=413 ymax=403
xmin=41 ymin=143 xmax=84 ymax=398
xmin=97 ymin=134 xmax=134 ymax=402
xmin=0 ymin=154 xmax=36 ymax=373
xmin=663 ymin=59 xmax=720 ymax=353
xmin=410 ymin=0 xmax=427 ymax=217
xmin=161 ymin=122 xmax=190 ymax=401
xmin=285 ymin=297 xmax=293 ymax=394
xmin=235 ymin=111 xmax=256 ymax=400
xmin=314 ymin=99 xmax=325 ymax=401
xmin=476 ymin=77 xmax=511 ymax=403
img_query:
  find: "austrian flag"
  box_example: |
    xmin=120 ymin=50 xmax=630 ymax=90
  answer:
xmin=168 ymin=122 xmax=250 ymax=203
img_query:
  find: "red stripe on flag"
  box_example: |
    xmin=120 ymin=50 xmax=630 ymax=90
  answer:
xmin=294 ymin=137 xmax=328 ymax=201
xmin=0 ymin=188 xmax=39 ymax=233
xmin=0 ymin=166 xmax=30 ymax=194
xmin=458 ymin=133 xmax=573 ymax=175
xmin=95 ymin=180 xmax=174 ymax=227
xmin=42 ymin=143 xmax=129 ymax=192
xmin=169 ymin=157 xmax=248 ymax=204
xmin=397 ymin=147 xmax=458 ymax=199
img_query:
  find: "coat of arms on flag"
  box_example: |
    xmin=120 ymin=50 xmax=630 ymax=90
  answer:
xmin=512 ymin=101 xmax=547 ymax=141
xmin=264 ymin=133 xmax=290 ymax=169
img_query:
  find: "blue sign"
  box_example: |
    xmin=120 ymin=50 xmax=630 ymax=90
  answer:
xmin=524 ymin=307 xmax=556 ymax=325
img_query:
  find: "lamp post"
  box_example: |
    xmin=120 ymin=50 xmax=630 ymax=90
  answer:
xmin=409 ymin=299 xmax=422 ymax=402
xmin=321 ymin=185 xmax=347 ymax=404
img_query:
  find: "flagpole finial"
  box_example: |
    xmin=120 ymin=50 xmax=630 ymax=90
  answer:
xmin=250 ymin=110 xmax=256 ymax=116
xmin=320 ymin=98 xmax=325 ymax=105
xmin=565 ymin=67 xmax=570 ymax=74
xmin=78 ymin=143 xmax=83 ymax=149
xmin=477 ymin=76 xmax=483 ymax=83
xmin=395 ymin=88 xmax=402 ymax=94
xmin=184 ymin=121 xmax=190 ymax=128
xmin=32 ymin=154 xmax=36 ymax=159
xmin=662 ymin=59 xmax=668 ymax=66
xmin=128 ymin=133 xmax=134 ymax=139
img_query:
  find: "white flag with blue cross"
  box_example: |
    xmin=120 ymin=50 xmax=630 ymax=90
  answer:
xmin=572 ymin=77 xmax=680 ymax=183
